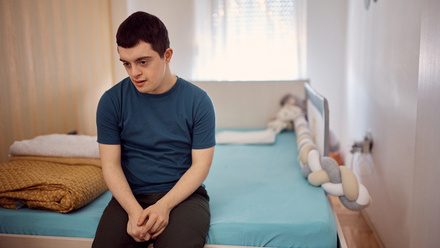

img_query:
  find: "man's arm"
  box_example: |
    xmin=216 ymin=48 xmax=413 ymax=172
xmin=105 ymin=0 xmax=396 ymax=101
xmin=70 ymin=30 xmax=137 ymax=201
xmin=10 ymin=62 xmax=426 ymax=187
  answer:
xmin=99 ymin=143 xmax=147 ymax=242
xmin=137 ymin=146 xmax=215 ymax=239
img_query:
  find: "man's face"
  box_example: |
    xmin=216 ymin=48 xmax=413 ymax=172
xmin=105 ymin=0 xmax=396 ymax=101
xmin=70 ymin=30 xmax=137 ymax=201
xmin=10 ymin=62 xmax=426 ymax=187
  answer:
xmin=118 ymin=41 xmax=171 ymax=94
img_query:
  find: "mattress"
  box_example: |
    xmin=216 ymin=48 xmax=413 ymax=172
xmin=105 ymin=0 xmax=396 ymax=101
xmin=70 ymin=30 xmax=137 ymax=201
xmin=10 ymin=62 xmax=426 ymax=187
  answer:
xmin=0 ymin=130 xmax=336 ymax=248
xmin=0 ymin=190 xmax=112 ymax=238
xmin=205 ymin=130 xmax=337 ymax=248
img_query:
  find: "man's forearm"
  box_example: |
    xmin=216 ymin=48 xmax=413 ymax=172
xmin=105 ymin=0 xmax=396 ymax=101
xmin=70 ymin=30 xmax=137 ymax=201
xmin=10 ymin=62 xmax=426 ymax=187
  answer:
xmin=99 ymin=143 xmax=142 ymax=215
xmin=156 ymin=147 xmax=215 ymax=211
xmin=102 ymin=164 xmax=142 ymax=215
xmin=156 ymin=161 xmax=210 ymax=211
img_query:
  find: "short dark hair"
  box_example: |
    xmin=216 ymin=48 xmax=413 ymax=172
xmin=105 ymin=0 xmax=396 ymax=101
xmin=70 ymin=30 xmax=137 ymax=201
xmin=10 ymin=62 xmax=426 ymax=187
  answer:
xmin=116 ymin=11 xmax=170 ymax=58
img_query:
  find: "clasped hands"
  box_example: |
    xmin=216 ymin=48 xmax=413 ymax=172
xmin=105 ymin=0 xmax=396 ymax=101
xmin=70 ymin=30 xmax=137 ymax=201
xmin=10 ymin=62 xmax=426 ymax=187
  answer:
xmin=127 ymin=202 xmax=171 ymax=242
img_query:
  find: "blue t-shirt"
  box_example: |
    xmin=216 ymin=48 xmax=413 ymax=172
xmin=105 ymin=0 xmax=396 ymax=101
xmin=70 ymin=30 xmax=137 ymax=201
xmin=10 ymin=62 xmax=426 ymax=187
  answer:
xmin=96 ymin=77 xmax=216 ymax=194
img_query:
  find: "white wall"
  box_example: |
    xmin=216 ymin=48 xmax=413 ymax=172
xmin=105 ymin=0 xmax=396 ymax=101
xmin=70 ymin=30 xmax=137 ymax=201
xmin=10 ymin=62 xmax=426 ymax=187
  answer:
xmin=409 ymin=1 xmax=440 ymax=247
xmin=307 ymin=0 xmax=348 ymax=147
xmin=344 ymin=0 xmax=430 ymax=247
xmin=319 ymin=2 xmax=440 ymax=247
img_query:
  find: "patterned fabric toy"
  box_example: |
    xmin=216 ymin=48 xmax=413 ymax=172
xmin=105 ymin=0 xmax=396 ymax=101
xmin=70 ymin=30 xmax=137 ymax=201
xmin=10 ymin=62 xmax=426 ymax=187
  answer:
xmin=267 ymin=94 xmax=304 ymax=133
xmin=294 ymin=113 xmax=371 ymax=211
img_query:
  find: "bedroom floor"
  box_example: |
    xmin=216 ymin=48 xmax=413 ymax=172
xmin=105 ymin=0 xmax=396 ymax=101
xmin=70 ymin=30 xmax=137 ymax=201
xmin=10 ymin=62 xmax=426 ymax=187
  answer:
xmin=329 ymin=196 xmax=383 ymax=248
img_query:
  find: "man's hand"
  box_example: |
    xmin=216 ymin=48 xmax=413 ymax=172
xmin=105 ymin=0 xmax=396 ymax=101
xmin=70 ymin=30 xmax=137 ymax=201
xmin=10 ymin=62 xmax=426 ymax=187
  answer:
xmin=137 ymin=201 xmax=171 ymax=239
xmin=125 ymin=146 xmax=214 ymax=242
xmin=127 ymin=208 xmax=151 ymax=242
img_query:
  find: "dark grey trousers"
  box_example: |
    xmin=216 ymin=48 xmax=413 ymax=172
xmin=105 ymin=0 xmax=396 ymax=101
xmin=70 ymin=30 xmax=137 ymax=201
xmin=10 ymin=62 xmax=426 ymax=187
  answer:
xmin=92 ymin=187 xmax=210 ymax=248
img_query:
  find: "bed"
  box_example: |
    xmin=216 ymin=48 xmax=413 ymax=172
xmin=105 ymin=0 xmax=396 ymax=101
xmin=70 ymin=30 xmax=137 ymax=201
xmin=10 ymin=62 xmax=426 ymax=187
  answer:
xmin=0 ymin=80 xmax=345 ymax=248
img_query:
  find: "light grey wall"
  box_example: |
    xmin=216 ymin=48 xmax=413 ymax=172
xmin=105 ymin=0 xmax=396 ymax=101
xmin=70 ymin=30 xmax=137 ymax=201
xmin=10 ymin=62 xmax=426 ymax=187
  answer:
xmin=306 ymin=0 xmax=348 ymax=148
xmin=344 ymin=0 xmax=430 ymax=247
xmin=409 ymin=1 xmax=440 ymax=247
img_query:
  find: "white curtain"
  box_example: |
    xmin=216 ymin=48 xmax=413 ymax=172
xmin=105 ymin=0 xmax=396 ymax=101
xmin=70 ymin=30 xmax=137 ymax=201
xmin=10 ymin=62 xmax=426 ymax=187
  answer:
xmin=193 ymin=0 xmax=307 ymax=81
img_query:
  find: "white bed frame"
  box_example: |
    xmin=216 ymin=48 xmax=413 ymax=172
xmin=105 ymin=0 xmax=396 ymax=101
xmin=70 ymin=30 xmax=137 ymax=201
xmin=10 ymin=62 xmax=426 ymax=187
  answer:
xmin=304 ymin=82 xmax=330 ymax=156
xmin=0 ymin=234 xmax=259 ymax=248
xmin=0 ymin=80 xmax=346 ymax=248
xmin=304 ymin=82 xmax=347 ymax=248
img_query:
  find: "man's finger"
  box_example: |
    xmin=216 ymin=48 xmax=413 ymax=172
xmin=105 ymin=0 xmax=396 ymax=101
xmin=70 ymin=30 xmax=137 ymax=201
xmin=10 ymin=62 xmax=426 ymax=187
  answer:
xmin=137 ymin=209 xmax=150 ymax=226
xmin=151 ymin=227 xmax=166 ymax=239
xmin=143 ymin=214 xmax=157 ymax=232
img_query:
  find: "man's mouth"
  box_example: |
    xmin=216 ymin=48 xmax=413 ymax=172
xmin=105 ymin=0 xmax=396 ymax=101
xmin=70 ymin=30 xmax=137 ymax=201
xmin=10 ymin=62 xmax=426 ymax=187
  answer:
xmin=133 ymin=79 xmax=146 ymax=86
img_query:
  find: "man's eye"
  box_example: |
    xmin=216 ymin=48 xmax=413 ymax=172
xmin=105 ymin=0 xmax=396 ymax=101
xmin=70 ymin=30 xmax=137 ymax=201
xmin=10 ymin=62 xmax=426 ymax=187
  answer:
xmin=122 ymin=62 xmax=130 ymax=67
xmin=140 ymin=60 xmax=147 ymax=65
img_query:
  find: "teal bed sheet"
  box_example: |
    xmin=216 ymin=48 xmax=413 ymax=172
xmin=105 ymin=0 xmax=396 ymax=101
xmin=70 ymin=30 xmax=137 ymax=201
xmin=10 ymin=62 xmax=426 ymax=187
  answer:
xmin=0 ymin=190 xmax=112 ymax=238
xmin=204 ymin=130 xmax=337 ymax=248
xmin=0 ymin=130 xmax=336 ymax=248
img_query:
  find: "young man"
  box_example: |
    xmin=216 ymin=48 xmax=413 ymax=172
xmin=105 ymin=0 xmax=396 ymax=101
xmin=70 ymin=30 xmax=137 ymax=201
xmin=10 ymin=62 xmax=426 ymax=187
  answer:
xmin=92 ymin=11 xmax=216 ymax=248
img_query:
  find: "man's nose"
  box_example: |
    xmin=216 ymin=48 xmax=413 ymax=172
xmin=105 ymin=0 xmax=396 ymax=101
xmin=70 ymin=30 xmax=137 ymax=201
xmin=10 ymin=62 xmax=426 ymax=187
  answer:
xmin=131 ymin=65 xmax=142 ymax=77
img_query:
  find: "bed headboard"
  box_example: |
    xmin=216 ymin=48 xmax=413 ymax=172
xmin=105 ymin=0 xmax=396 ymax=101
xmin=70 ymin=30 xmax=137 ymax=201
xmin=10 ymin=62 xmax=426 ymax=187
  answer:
xmin=304 ymin=83 xmax=329 ymax=156
xmin=192 ymin=80 xmax=308 ymax=128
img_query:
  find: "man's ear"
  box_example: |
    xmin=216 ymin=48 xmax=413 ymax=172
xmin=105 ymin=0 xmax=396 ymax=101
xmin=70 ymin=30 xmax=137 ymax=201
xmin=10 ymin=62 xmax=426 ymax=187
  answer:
xmin=164 ymin=48 xmax=173 ymax=63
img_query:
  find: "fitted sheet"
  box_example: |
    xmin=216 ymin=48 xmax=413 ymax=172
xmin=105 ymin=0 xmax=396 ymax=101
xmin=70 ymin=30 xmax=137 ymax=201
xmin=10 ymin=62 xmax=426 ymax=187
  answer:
xmin=0 ymin=130 xmax=336 ymax=248
xmin=205 ymin=130 xmax=337 ymax=248
xmin=0 ymin=190 xmax=111 ymax=238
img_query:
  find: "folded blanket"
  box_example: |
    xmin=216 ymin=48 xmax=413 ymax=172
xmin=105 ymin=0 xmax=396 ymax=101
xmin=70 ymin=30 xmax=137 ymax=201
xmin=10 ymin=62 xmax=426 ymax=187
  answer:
xmin=9 ymin=134 xmax=99 ymax=158
xmin=9 ymin=155 xmax=102 ymax=167
xmin=216 ymin=129 xmax=276 ymax=144
xmin=0 ymin=156 xmax=107 ymax=213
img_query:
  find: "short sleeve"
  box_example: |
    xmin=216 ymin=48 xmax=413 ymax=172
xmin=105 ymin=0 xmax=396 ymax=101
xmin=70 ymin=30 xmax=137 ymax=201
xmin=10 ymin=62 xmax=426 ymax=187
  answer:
xmin=192 ymin=93 xmax=216 ymax=149
xmin=96 ymin=91 xmax=121 ymax=145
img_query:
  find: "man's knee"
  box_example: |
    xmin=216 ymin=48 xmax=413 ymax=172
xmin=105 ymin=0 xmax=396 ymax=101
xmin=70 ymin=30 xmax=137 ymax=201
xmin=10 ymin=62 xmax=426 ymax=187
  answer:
xmin=153 ymin=230 xmax=207 ymax=248
xmin=153 ymin=191 xmax=210 ymax=248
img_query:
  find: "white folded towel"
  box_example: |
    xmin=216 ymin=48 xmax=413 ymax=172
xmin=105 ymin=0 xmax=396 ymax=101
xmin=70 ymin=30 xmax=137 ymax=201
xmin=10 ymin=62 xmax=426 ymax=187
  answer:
xmin=216 ymin=129 xmax=276 ymax=144
xmin=9 ymin=134 xmax=100 ymax=158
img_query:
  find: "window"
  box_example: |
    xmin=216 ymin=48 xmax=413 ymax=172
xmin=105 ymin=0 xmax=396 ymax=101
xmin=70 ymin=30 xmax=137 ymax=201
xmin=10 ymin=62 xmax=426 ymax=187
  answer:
xmin=193 ymin=0 xmax=307 ymax=81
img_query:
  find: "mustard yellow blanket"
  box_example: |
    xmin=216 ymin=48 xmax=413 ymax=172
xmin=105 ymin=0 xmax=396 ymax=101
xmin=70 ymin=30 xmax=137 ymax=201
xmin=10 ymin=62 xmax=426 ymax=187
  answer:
xmin=0 ymin=156 xmax=107 ymax=213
